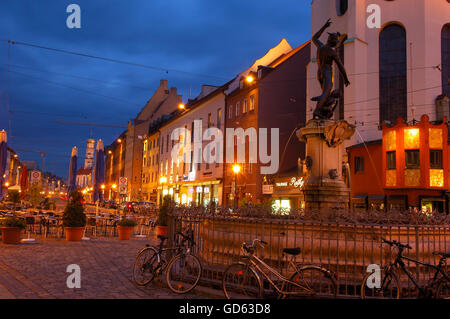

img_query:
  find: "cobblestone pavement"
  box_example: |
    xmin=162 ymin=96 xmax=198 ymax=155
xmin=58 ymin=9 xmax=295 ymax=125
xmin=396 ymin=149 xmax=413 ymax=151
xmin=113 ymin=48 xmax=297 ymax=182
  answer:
xmin=0 ymin=235 xmax=206 ymax=299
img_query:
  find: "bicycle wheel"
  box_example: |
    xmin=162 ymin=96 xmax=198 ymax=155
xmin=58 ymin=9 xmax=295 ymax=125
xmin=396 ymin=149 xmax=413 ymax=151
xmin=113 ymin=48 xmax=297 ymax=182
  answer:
xmin=222 ymin=263 xmax=262 ymax=299
xmin=435 ymin=278 xmax=450 ymax=299
xmin=361 ymin=269 xmax=400 ymax=299
xmin=166 ymin=253 xmax=202 ymax=294
xmin=286 ymin=266 xmax=337 ymax=299
xmin=132 ymin=246 xmax=160 ymax=286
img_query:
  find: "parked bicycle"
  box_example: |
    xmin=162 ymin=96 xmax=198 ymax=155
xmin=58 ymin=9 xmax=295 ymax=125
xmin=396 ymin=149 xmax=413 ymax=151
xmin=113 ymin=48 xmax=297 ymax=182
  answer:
xmin=222 ymin=239 xmax=338 ymax=299
xmin=361 ymin=237 xmax=449 ymax=299
xmin=132 ymin=228 xmax=202 ymax=294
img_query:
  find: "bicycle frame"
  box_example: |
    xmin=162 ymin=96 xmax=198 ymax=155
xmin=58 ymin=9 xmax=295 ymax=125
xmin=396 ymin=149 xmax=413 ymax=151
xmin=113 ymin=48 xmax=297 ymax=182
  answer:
xmin=243 ymin=252 xmax=316 ymax=296
xmin=389 ymin=252 xmax=449 ymax=296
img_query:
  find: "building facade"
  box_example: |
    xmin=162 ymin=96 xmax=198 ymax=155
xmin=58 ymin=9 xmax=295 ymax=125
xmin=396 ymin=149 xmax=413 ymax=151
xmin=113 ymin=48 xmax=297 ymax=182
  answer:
xmin=348 ymin=114 xmax=450 ymax=213
xmin=223 ymin=39 xmax=311 ymax=207
xmin=157 ymin=85 xmax=227 ymax=206
xmin=308 ymin=0 xmax=450 ymax=146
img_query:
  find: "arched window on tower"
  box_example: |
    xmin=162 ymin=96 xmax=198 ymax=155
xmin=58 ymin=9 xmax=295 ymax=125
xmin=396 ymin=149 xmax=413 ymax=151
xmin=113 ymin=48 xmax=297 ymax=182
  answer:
xmin=336 ymin=0 xmax=348 ymax=16
xmin=442 ymin=24 xmax=450 ymax=97
xmin=379 ymin=24 xmax=407 ymax=125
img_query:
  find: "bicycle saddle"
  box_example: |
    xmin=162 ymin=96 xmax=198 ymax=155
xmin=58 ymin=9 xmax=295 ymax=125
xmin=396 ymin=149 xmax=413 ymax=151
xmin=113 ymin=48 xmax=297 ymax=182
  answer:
xmin=433 ymin=251 xmax=450 ymax=258
xmin=283 ymin=248 xmax=301 ymax=256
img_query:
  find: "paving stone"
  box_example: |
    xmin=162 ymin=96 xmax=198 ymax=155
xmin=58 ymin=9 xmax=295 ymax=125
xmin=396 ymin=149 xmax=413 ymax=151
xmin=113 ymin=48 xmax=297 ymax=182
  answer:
xmin=0 ymin=236 xmax=206 ymax=299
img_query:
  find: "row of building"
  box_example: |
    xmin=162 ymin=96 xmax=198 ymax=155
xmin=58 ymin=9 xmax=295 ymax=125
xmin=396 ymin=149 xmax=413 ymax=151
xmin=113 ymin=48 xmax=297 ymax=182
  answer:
xmin=101 ymin=0 xmax=449 ymax=213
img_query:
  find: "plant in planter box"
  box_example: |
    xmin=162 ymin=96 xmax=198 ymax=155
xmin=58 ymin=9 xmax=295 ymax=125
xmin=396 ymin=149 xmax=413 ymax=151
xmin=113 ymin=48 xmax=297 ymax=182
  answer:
xmin=7 ymin=190 xmax=21 ymax=211
xmin=117 ymin=218 xmax=137 ymax=240
xmin=0 ymin=217 xmax=26 ymax=244
xmin=155 ymin=195 xmax=173 ymax=237
xmin=62 ymin=191 xmax=87 ymax=241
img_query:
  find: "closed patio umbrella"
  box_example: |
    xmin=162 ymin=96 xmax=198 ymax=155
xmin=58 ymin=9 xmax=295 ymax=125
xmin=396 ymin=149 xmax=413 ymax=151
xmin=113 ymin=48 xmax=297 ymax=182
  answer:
xmin=20 ymin=165 xmax=28 ymax=200
xmin=0 ymin=130 xmax=7 ymax=201
xmin=67 ymin=146 xmax=78 ymax=195
xmin=92 ymin=140 xmax=105 ymax=203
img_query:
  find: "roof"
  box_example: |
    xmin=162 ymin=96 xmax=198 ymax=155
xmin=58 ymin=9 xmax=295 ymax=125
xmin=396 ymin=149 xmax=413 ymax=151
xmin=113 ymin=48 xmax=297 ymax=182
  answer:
xmin=346 ymin=139 xmax=382 ymax=150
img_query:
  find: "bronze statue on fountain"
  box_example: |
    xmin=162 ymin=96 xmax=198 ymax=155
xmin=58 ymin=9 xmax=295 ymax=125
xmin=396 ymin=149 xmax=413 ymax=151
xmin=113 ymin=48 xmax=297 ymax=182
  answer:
xmin=311 ymin=19 xmax=350 ymax=120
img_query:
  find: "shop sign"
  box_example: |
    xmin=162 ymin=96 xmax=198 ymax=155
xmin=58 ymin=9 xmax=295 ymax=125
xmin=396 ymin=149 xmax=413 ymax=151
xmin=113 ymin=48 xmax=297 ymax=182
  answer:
xmin=275 ymin=182 xmax=288 ymax=187
xmin=196 ymin=186 xmax=203 ymax=193
xmin=188 ymin=187 xmax=194 ymax=193
xmin=204 ymin=187 xmax=210 ymax=194
xmin=290 ymin=177 xmax=304 ymax=188
xmin=262 ymin=184 xmax=274 ymax=194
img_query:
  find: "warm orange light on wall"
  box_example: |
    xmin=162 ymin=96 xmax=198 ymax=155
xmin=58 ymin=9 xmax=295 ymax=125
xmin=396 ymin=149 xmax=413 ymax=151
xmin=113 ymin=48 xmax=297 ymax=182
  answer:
xmin=178 ymin=104 xmax=186 ymax=110
xmin=246 ymin=75 xmax=254 ymax=83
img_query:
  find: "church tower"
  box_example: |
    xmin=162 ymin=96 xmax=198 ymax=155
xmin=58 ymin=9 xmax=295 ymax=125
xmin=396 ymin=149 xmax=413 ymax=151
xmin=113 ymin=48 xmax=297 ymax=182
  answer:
xmin=84 ymin=139 xmax=95 ymax=169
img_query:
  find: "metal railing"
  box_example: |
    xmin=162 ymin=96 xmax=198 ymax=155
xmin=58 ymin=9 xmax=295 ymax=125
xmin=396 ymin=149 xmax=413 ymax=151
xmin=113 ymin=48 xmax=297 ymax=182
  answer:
xmin=168 ymin=209 xmax=450 ymax=298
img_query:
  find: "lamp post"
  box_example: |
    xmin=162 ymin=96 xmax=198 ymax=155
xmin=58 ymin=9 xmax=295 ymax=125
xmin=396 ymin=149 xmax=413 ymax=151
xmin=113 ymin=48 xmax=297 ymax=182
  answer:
xmin=159 ymin=176 xmax=167 ymax=206
xmin=232 ymin=164 xmax=241 ymax=209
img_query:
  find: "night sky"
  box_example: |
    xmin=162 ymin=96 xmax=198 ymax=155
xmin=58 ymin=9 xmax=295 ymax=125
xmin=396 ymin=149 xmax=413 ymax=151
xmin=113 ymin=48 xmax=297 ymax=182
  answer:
xmin=0 ymin=0 xmax=311 ymax=180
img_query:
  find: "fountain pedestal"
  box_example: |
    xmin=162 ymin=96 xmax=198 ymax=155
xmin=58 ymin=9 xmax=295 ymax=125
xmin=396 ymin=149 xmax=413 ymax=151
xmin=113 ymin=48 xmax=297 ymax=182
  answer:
xmin=296 ymin=119 xmax=355 ymax=211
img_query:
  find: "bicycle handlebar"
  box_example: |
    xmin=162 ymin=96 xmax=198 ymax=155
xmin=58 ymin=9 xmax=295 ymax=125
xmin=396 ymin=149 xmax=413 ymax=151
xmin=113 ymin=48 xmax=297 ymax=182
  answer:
xmin=176 ymin=231 xmax=195 ymax=246
xmin=381 ymin=237 xmax=412 ymax=250
xmin=242 ymin=239 xmax=267 ymax=254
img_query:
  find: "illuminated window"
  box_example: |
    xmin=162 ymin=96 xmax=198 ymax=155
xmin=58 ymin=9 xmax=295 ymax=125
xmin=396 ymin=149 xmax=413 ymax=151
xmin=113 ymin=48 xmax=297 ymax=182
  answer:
xmin=430 ymin=169 xmax=444 ymax=187
xmin=249 ymin=95 xmax=255 ymax=111
xmin=404 ymin=128 xmax=420 ymax=149
xmin=243 ymin=99 xmax=248 ymax=113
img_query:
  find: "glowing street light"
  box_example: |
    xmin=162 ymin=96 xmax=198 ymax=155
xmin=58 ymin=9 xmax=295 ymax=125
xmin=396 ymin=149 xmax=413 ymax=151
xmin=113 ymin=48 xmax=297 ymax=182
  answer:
xmin=178 ymin=104 xmax=186 ymax=110
xmin=117 ymin=139 xmax=122 ymax=143
xmin=246 ymin=75 xmax=254 ymax=84
xmin=232 ymin=164 xmax=241 ymax=209
xmin=101 ymin=184 xmax=105 ymax=190
xmin=112 ymin=184 xmax=117 ymax=189
xmin=4 ymin=182 xmax=9 ymax=187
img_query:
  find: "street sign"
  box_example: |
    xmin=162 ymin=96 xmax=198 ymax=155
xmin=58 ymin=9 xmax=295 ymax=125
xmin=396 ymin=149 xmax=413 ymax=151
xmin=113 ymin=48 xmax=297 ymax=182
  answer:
xmin=119 ymin=186 xmax=127 ymax=195
xmin=30 ymin=170 xmax=41 ymax=184
xmin=119 ymin=177 xmax=127 ymax=186
xmin=118 ymin=177 xmax=128 ymax=195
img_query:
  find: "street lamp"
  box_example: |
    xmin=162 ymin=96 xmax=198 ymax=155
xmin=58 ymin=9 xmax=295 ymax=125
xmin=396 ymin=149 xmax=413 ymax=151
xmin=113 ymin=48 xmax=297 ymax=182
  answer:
xmin=232 ymin=164 xmax=241 ymax=209
xmin=246 ymin=75 xmax=254 ymax=84
xmin=178 ymin=104 xmax=186 ymax=110
xmin=159 ymin=176 xmax=167 ymax=204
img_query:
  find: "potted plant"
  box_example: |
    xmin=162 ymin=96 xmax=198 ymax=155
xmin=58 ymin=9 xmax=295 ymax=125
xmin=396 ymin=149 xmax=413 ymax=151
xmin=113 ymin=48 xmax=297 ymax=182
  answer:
xmin=117 ymin=218 xmax=136 ymax=240
xmin=62 ymin=191 xmax=87 ymax=241
xmin=0 ymin=217 xmax=26 ymax=244
xmin=155 ymin=195 xmax=172 ymax=237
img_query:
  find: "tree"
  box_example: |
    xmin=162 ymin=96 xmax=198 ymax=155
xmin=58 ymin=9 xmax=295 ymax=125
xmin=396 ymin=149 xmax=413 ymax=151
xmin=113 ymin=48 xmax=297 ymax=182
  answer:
xmin=28 ymin=184 xmax=43 ymax=208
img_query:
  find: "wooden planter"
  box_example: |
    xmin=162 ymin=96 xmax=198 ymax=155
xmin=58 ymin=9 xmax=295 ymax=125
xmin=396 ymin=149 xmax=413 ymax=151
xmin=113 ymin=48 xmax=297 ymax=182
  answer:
xmin=1 ymin=227 xmax=23 ymax=244
xmin=64 ymin=227 xmax=85 ymax=241
xmin=155 ymin=225 xmax=168 ymax=237
xmin=117 ymin=226 xmax=134 ymax=240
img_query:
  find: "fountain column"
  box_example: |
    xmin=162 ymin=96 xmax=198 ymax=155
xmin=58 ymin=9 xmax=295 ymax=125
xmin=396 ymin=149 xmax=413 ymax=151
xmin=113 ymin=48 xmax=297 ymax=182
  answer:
xmin=296 ymin=119 xmax=355 ymax=211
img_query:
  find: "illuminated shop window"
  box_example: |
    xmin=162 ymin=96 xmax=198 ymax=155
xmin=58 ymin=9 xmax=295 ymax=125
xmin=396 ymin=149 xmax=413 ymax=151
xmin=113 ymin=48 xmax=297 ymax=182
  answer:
xmin=272 ymin=199 xmax=290 ymax=215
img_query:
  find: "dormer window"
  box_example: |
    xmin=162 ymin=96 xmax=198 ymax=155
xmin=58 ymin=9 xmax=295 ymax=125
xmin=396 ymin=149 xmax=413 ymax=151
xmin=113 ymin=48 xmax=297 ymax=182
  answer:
xmin=336 ymin=0 xmax=348 ymax=16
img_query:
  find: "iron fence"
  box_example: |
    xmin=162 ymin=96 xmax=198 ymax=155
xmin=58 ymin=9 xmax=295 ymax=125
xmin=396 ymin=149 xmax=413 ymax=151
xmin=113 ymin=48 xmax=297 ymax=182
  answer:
xmin=168 ymin=210 xmax=450 ymax=298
